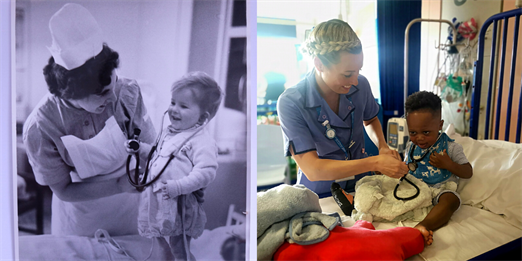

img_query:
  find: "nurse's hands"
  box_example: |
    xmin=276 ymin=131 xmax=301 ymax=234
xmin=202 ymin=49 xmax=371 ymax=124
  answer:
xmin=375 ymin=154 xmax=409 ymax=179
xmin=124 ymin=139 xmax=140 ymax=154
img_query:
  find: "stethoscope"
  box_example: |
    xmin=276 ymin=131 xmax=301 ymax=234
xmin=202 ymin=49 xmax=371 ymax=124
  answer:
xmin=393 ymin=133 xmax=442 ymax=201
xmin=126 ymin=111 xmax=200 ymax=191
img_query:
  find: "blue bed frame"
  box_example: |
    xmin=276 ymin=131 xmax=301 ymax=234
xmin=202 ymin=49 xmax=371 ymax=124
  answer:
xmin=470 ymin=8 xmax=522 ymax=142
xmin=469 ymin=8 xmax=522 ymax=260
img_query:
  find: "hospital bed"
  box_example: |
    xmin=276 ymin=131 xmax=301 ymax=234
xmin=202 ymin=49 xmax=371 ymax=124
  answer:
xmin=17 ymin=156 xmax=247 ymax=260
xmin=18 ymin=207 xmax=245 ymax=261
xmin=320 ymin=8 xmax=522 ymax=260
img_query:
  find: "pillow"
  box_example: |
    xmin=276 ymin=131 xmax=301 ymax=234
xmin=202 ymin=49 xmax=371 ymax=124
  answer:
xmin=449 ymin=132 xmax=522 ymax=229
xmin=273 ymin=220 xmax=424 ymax=261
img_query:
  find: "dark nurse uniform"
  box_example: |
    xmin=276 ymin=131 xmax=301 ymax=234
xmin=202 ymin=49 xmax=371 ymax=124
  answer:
xmin=277 ymin=70 xmax=380 ymax=197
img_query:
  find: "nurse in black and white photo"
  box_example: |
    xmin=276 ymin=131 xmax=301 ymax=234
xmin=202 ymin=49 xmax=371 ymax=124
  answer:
xmin=16 ymin=1 xmax=248 ymax=260
xmin=23 ymin=2 xmax=156 ymax=237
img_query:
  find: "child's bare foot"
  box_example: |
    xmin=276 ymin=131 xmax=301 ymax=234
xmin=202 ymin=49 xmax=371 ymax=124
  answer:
xmin=414 ymin=224 xmax=433 ymax=246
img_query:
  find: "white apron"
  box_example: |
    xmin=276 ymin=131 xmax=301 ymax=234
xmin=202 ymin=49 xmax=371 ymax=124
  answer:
xmin=55 ymin=116 xmax=139 ymax=236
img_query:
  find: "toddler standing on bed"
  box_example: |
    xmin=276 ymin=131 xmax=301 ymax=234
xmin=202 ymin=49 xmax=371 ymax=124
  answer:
xmin=126 ymin=71 xmax=223 ymax=260
xmin=404 ymin=91 xmax=473 ymax=246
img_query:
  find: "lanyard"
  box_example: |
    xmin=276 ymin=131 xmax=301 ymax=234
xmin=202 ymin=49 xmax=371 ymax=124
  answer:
xmin=316 ymin=104 xmax=354 ymax=160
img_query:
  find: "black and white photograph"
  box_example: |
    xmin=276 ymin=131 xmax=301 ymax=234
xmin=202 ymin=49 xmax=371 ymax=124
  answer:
xmin=14 ymin=0 xmax=248 ymax=260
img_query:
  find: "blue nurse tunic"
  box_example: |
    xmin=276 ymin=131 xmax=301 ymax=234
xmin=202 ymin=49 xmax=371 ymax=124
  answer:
xmin=277 ymin=70 xmax=380 ymax=197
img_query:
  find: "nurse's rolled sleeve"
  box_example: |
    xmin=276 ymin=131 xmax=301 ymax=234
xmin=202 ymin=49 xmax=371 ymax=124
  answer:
xmin=23 ymin=121 xmax=71 ymax=186
xmin=277 ymin=90 xmax=317 ymax=157
xmin=116 ymin=79 xmax=156 ymax=144
xmin=359 ymin=76 xmax=380 ymax=121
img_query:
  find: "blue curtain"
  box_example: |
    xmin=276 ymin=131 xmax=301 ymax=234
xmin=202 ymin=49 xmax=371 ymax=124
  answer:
xmin=377 ymin=0 xmax=421 ymax=133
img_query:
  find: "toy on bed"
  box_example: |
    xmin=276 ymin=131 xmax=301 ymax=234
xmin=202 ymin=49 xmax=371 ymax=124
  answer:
xmin=274 ymin=220 xmax=424 ymax=261
xmin=258 ymin=184 xmax=426 ymax=261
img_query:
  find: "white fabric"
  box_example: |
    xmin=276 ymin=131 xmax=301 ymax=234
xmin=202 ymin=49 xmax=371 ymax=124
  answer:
xmin=370 ymin=206 xmax=522 ymax=261
xmin=352 ymin=175 xmax=458 ymax=222
xmin=47 ymin=3 xmax=103 ymax=70
xmin=320 ymin=125 xmax=522 ymax=260
xmin=51 ymin=192 xmax=140 ymax=237
xmin=322 ymin=199 xmax=522 ymax=261
xmin=18 ymin=225 xmax=243 ymax=261
xmin=447 ymin=128 xmax=522 ymax=229
xmin=352 ymin=175 xmax=432 ymax=222
xmin=60 ymin=116 xmax=130 ymax=182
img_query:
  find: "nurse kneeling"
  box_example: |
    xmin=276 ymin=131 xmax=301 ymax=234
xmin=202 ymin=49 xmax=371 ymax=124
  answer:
xmin=277 ymin=19 xmax=409 ymax=197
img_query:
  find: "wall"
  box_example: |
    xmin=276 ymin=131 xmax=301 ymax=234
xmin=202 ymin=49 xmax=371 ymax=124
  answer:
xmin=15 ymin=0 xmax=247 ymax=231
xmin=188 ymin=0 xmax=248 ymax=229
xmin=420 ymin=0 xmax=503 ymax=139
xmin=257 ymin=0 xmax=381 ymax=102
xmin=16 ymin=0 xmax=192 ymax=131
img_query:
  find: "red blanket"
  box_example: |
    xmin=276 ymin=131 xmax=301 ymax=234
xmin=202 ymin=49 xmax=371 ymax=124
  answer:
xmin=274 ymin=220 xmax=424 ymax=260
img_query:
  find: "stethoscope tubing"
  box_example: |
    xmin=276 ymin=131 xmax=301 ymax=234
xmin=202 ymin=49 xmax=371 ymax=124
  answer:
xmin=393 ymin=174 xmax=420 ymax=201
xmin=393 ymin=133 xmax=442 ymax=201
xmin=126 ymin=110 xmax=200 ymax=191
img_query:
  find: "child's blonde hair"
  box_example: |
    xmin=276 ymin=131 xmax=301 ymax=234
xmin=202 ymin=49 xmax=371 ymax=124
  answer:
xmin=171 ymin=71 xmax=223 ymax=121
xmin=301 ymin=19 xmax=362 ymax=67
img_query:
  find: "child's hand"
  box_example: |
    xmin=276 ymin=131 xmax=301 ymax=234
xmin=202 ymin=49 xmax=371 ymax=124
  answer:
xmin=429 ymin=149 xmax=452 ymax=169
xmin=124 ymin=140 xmax=140 ymax=154
xmin=379 ymin=146 xmax=402 ymax=161
xmin=194 ymin=188 xmax=205 ymax=203
xmin=161 ymin=181 xmax=170 ymax=200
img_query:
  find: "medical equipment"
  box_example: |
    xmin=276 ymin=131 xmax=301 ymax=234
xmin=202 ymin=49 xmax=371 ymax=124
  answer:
xmin=317 ymin=106 xmax=355 ymax=185
xmin=407 ymin=144 xmax=431 ymax=172
xmin=393 ymin=176 xmax=420 ymax=201
xmin=394 ymin=133 xmax=442 ymax=201
xmin=387 ymin=117 xmax=419 ymax=201
xmin=387 ymin=117 xmax=409 ymax=153
xmin=126 ymin=111 xmax=201 ymax=191
xmin=322 ymin=120 xmax=351 ymax=160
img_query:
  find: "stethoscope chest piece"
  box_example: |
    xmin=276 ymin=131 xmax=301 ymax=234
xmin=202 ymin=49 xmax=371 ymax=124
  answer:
xmin=408 ymin=162 xmax=417 ymax=172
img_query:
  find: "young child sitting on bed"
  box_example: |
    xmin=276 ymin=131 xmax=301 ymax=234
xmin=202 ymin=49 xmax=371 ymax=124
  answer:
xmin=404 ymin=91 xmax=473 ymax=245
xmin=126 ymin=71 xmax=223 ymax=260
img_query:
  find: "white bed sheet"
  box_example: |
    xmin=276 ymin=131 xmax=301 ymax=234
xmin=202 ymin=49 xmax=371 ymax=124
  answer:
xmin=320 ymin=194 xmax=522 ymax=261
xmin=411 ymin=205 xmax=521 ymax=261
xmin=18 ymin=224 xmax=245 ymax=261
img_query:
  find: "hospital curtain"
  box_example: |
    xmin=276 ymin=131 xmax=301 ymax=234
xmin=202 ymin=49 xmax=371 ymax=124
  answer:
xmin=377 ymin=0 xmax=421 ymax=133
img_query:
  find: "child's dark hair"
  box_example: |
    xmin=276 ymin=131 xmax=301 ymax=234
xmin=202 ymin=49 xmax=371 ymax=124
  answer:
xmin=43 ymin=44 xmax=119 ymax=100
xmin=171 ymin=71 xmax=223 ymax=121
xmin=405 ymin=91 xmax=441 ymax=116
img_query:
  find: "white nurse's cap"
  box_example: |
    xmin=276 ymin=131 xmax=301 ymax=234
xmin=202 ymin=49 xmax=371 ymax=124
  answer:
xmin=47 ymin=3 xmax=103 ymax=70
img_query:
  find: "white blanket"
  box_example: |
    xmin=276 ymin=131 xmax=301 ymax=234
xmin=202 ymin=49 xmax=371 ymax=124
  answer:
xmin=352 ymin=175 xmax=456 ymax=222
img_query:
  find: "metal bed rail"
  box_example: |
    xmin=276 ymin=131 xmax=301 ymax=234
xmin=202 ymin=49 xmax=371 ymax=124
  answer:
xmin=404 ymin=18 xmax=458 ymax=105
xmin=470 ymin=8 xmax=522 ymax=142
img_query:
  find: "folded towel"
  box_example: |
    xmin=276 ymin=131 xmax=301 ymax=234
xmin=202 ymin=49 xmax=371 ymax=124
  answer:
xmin=257 ymin=184 xmax=321 ymax=237
xmin=257 ymin=184 xmax=339 ymax=260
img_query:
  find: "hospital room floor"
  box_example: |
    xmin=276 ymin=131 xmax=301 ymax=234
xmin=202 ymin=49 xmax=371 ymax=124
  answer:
xmin=18 ymin=187 xmax=52 ymax=236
